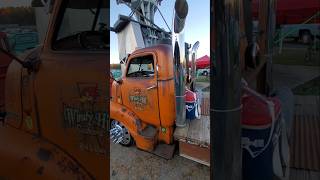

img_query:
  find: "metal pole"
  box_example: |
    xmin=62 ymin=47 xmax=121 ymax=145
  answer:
xmin=211 ymin=0 xmax=242 ymax=179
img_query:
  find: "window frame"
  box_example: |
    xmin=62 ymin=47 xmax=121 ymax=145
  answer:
xmin=51 ymin=0 xmax=107 ymax=52
xmin=125 ymin=53 xmax=157 ymax=79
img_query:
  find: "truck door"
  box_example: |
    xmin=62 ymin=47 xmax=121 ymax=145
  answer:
xmin=26 ymin=0 xmax=109 ymax=179
xmin=121 ymin=53 xmax=161 ymax=127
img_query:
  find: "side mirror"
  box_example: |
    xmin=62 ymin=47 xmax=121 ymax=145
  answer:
xmin=116 ymin=79 xmax=123 ymax=84
xmin=0 ymin=47 xmax=40 ymax=72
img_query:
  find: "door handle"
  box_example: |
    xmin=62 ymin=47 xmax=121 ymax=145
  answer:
xmin=146 ymin=85 xmax=157 ymax=90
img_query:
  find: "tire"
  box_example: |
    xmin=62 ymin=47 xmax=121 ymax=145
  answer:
xmin=111 ymin=120 xmax=134 ymax=146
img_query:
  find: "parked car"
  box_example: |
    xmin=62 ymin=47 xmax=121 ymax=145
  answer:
xmin=198 ymin=68 xmax=210 ymax=76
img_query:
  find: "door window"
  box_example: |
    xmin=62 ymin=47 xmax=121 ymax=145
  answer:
xmin=52 ymin=0 xmax=108 ymax=51
xmin=126 ymin=55 xmax=155 ymax=78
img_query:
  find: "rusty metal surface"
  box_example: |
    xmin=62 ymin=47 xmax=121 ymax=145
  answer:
xmin=111 ymin=44 xmax=177 ymax=150
xmin=0 ymin=126 xmax=93 ymax=179
xmin=1 ymin=0 xmax=109 ymax=179
xmin=290 ymin=96 xmax=320 ymax=171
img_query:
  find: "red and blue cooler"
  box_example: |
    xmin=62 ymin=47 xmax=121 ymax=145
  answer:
xmin=241 ymin=87 xmax=282 ymax=180
xmin=185 ymin=89 xmax=198 ymax=120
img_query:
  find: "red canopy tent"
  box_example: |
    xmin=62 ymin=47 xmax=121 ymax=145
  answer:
xmin=252 ymin=0 xmax=320 ymax=25
xmin=195 ymin=55 xmax=210 ymax=69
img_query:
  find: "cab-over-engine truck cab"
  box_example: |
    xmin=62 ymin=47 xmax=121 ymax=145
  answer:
xmin=110 ymin=44 xmax=176 ymax=151
xmin=0 ymin=0 xmax=109 ymax=179
xmin=110 ymin=0 xmax=189 ymax=157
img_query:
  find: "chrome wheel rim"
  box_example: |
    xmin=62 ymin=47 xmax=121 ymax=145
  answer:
xmin=111 ymin=120 xmax=131 ymax=145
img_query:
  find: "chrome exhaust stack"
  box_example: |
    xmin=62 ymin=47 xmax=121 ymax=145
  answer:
xmin=191 ymin=41 xmax=200 ymax=90
xmin=173 ymin=0 xmax=188 ymax=33
xmin=172 ymin=0 xmax=188 ymax=127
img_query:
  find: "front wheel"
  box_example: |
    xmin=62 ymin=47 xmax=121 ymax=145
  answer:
xmin=110 ymin=120 xmax=134 ymax=146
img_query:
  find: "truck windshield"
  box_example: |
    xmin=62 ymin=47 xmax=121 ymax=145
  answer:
xmin=52 ymin=0 xmax=108 ymax=51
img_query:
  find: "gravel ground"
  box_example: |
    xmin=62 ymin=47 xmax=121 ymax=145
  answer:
xmin=110 ymin=143 xmax=210 ymax=180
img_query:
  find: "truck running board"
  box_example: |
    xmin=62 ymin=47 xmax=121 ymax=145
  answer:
xmin=151 ymin=143 xmax=176 ymax=160
xmin=139 ymin=125 xmax=157 ymax=138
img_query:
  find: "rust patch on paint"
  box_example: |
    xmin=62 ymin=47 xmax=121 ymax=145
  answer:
xmin=36 ymin=166 xmax=44 ymax=175
xmin=37 ymin=148 xmax=52 ymax=162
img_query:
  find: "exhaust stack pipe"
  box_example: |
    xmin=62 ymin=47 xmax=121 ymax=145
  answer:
xmin=174 ymin=0 xmax=188 ymax=33
xmin=191 ymin=41 xmax=200 ymax=90
xmin=172 ymin=0 xmax=188 ymax=127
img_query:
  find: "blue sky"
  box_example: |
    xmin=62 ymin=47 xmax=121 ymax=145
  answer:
xmin=110 ymin=0 xmax=210 ymax=64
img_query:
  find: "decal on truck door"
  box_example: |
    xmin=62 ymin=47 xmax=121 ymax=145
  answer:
xmin=129 ymin=88 xmax=148 ymax=110
xmin=62 ymin=83 xmax=108 ymax=155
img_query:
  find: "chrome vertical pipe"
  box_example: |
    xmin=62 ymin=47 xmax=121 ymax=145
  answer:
xmin=172 ymin=0 xmax=188 ymax=127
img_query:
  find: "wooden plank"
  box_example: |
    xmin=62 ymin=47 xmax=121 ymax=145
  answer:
xmin=174 ymin=116 xmax=210 ymax=147
xmin=202 ymin=116 xmax=210 ymax=146
xmin=290 ymin=168 xmax=320 ymax=180
xmin=178 ymin=141 xmax=210 ymax=166
xmin=175 ymin=116 xmax=210 ymax=147
xmin=187 ymin=117 xmax=202 ymax=144
xmin=291 ymin=95 xmax=320 ymax=171
xmin=201 ymin=97 xmax=210 ymax=116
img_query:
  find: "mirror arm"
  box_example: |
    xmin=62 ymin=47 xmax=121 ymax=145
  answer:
xmin=0 ymin=48 xmax=35 ymax=71
xmin=0 ymin=48 xmax=25 ymax=66
xmin=116 ymin=79 xmax=123 ymax=84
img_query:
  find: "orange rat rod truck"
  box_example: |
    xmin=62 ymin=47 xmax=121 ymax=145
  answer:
xmin=110 ymin=0 xmax=191 ymax=157
xmin=0 ymin=0 xmax=109 ymax=179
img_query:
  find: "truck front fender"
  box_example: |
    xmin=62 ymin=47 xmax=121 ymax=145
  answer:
xmin=0 ymin=126 xmax=93 ymax=179
xmin=110 ymin=101 xmax=156 ymax=151
xmin=110 ymin=101 xmax=141 ymax=134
